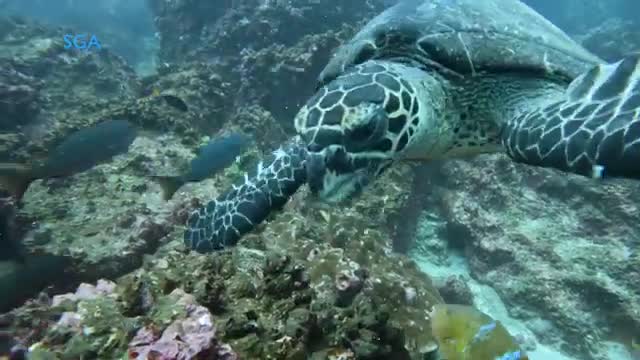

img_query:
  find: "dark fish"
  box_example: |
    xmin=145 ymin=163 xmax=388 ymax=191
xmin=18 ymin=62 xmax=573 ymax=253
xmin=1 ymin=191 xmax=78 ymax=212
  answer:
xmin=0 ymin=204 xmax=24 ymax=263
xmin=161 ymin=94 xmax=189 ymax=112
xmin=153 ymin=133 xmax=250 ymax=200
xmin=0 ymin=253 xmax=70 ymax=313
xmin=0 ymin=120 xmax=137 ymax=201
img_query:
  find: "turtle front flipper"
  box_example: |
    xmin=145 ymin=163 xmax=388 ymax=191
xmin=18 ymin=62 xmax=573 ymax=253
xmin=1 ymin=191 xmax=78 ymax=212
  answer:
xmin=502 ymin=54 xmax=640 ymax=179
xmin=183 ymin=138 xmax=307 ymax=253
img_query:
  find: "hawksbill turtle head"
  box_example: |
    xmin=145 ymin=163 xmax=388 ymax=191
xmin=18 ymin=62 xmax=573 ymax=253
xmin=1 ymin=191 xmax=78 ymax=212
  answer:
xmin=295 ymin=60 xmax=423 ymax=203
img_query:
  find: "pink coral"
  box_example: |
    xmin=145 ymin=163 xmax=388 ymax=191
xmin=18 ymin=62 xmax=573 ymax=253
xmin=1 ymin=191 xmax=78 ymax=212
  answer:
xmin=128 ymin=289 xmax=238 ymax=360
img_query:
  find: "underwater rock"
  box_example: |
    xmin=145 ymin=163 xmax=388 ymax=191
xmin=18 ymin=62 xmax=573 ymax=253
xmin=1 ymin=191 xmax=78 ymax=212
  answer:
xmin=50 ymin=279 xmax=117 ymax=307
xmin=334 ymin=268 xmax=366 ymax=307
xmin=147 ymin=0 xmax=387 ymax=124
xmin=0 ymin=15 xmax=141 ymax=162
xmin=434 ymin=275 xmax=473 ymax=306
xmin=232 ymin=29 xmax=360 ymax=123
xmin=0 ymin=135 xmax=198 ymax=311
xmin=0 ymin=61 xmax=43 ymax=131
xmin=148 ymin=0 xmax=386 ymax=64
xmin=5 ymin=171 xmax=444 ymax=360
xmin=231 ymin=105 xmax=289 ymax=150
xmin=576 ymin=18 xmax=640 ymax=62
xmin=5 ymin=280 xmax=238 ymax=359
xmin=135 ymin=62 xmax=234 ymax=135
xmin=412 ymin=154 xmax=640 ymax=360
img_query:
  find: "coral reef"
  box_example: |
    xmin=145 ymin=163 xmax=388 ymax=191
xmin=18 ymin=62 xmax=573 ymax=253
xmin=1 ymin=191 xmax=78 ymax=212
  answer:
xmin=5 ymin=280 xmax=237 ymax=359
xmin=2 ymin=147 xmax=444 ymax=359
xmin=1 ymin=1 xmax=639 ymax=360
xmin=147 ymin=0 xmax=387 ymax=126
xmin=0 ymin=14 xmax=289 ymax=306
xmin=0 ymin=59 xmax=43 ymax=132
xmin=3 ymin=201 xmax=444 ymax=359
xmin=0 ymin=15 xmax=140 ymax=161
xmin=411 ymin=154 xmax=640 ymax=360
xmin=127 ymin=289 xmax=238 ymax=360
xmin=434 ymin=275 xmax=473 ymax=306
xmin=148 ymin=0 xmax=386 ymax=64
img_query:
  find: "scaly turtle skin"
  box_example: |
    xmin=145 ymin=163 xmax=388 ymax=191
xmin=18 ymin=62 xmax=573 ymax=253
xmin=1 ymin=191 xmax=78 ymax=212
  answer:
xmin=185 ymin=0 xmax=640 ymax=252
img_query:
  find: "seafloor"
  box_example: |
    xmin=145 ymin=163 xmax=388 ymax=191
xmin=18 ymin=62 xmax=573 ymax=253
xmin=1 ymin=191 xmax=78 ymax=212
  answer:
xmin=0 ymin=1 xmax=639 ymax=360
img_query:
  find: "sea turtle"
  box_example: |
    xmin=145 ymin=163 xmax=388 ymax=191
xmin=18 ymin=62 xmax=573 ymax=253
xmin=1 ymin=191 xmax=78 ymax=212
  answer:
xmin=184 ymin=0 xmax=640 ymax=252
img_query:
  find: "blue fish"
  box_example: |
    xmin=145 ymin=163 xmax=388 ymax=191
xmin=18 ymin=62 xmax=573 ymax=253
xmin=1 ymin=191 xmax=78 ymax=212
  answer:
xmin=0 ymin=120 xmax=137 ymax=201
xmin=153 ymin=133 xmax=251 ymax=200
xmin=496 ymin=350 xmax=523 ymax=360
xmin=471 ymin=321 xmax=497 ymax=344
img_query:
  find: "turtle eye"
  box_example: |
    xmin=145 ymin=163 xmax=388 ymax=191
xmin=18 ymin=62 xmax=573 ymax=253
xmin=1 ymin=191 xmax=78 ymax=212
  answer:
xmin=344 ymin=107 xmax=388 ymax=152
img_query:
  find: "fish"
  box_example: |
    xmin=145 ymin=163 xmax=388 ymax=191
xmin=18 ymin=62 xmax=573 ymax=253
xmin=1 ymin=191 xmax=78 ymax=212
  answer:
xmin=471 ymin=321 xmax=497 ymax=345
xmin=0 ymin=120 xmax=137 ymax=201
xmin=496 ymin=350 xmax=523 ymax=360
xmin=141 ymin=88 xmax=189 ymax=112
xmin=160 ymin=94 xmax=189 ymax=112
xmin=430 ymin=304 xmax=528 ymax=360
xmin=0 ymin=253 xmax=70 ymax=313
xmin=152 ymin=133 xmax=251 ymax=200
xmin=0 ymin=203 xmax=24 ymax=264
xmin=591 ymin=165 xmax=605 ymax=179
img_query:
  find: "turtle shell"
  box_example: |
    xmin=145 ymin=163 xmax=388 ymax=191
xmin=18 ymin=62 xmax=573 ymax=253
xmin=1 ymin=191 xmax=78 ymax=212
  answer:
xmin=319 ymin=0 xmax=601 ymax=86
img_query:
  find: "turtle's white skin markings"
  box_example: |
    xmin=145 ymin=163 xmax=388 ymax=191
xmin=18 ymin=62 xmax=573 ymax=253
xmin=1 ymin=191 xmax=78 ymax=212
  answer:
xmin=183 ymin=0 xmax=640 ymax=256
xmin=457 ymin=32 xmax=476 ymax=76
xmin=298 ymin=0 xmax=640 ymax=202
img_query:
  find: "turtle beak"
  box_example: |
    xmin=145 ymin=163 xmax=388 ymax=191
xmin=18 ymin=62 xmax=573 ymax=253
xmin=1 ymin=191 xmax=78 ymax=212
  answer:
xmin=305 ymin=146 xmax=372 ymax=203
xmin=306 ymin=152 xmax=326 ymax=195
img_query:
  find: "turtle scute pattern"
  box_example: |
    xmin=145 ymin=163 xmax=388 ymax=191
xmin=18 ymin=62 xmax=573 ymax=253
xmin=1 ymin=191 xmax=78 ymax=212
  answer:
xmin=295 ymin=61 xmax=422 ymax=156
xmin=319 ymin=0 xmax=600 ymax=88
xmin=502 ymin=54 xmax=640 ymax=180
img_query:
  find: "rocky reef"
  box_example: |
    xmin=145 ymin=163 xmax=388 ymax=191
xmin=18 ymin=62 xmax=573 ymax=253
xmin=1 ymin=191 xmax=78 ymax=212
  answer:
xmin=1 ymin=1 xmax=639 ymax=360
xmin=410 ymin=155 xmax=640 ymax=360
xmin=1 ymin=7 xmax=446 ymax=358
xmin=0 ymin=15 xmax=140 ymax=160
xmin=148 ymin=0 xmax=388 ymax=127
xmin=3 ymin=174 xmax=445 ymax=358
xmin=0 ymin=11 xmax=292 ymax=291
